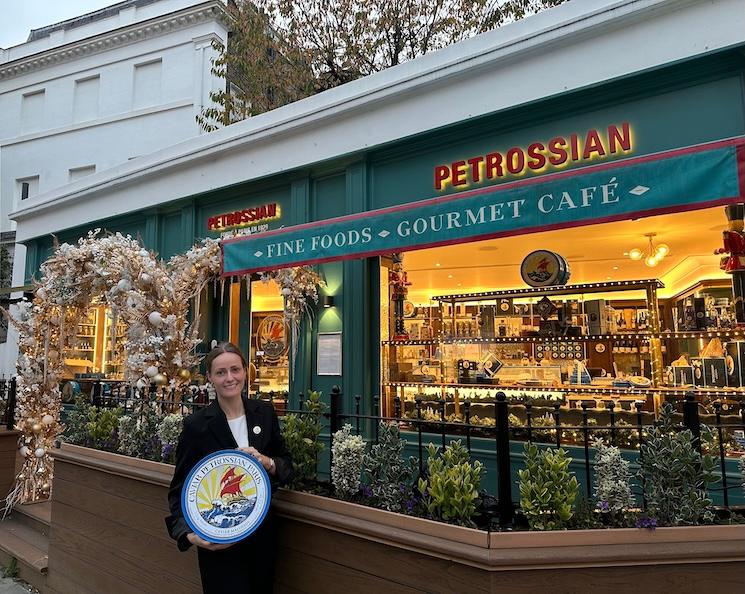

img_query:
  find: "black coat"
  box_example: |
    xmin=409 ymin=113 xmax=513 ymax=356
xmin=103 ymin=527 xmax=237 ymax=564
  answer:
xmin=165 ymin=396 xmax=293 ymax=594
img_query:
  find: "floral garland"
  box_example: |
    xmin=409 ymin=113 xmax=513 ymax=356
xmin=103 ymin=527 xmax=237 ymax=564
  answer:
xmin=3 ymin=230 xmax=322 ymax=505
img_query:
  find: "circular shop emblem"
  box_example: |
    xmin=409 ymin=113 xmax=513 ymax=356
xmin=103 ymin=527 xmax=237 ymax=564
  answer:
xmin=520 ymin=250 xmax=568 ymax=288
xmin=182 ymin=450 xmax=271 ymax=544
xmin=256 ymin=315 xmax=289 ymax=363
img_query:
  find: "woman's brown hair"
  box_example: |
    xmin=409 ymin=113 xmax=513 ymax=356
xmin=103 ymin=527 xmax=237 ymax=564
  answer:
xmin=204 ymin=342 xmax=247 ymax=375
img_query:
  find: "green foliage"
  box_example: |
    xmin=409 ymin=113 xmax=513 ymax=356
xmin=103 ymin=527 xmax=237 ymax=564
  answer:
xmin=117 ymin=403 xmax=163 ymax=461
xmin=418 ymin=440 xmax=484 ymax=527
xmin=518 ymin=442 xmax=579 ymax=530
xmin=2 ymin=556 xmax=18 ymax=579
xmin=331 ymin=424 xmax=366 ymax=500
xmin=86 ymin=406 xmax=123 ymax=450
xmin=362 ymin=421 xmax=418 ymax=513
xmin=282 ymin=390 xmax=327 ymax=488
xmin=638 ymin=403 xmax=717 ymax=526
xmin=593 ymin=440 xmax=633 ymax=522
xmin=63 ymin=395 xmax=93 ymax=445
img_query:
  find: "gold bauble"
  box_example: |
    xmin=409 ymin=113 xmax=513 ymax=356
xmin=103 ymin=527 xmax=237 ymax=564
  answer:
xmin=177 ymin=369 xmax=191 ymax=381
xmin=153 ymin=373 xmax=168 ymax=386
xmin=32 ymin=423 xmax=42 ymax=433
xmin=41 ymin=483 xmax=50 ymax=492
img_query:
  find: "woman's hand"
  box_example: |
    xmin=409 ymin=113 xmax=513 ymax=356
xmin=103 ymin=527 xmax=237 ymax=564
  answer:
xmin=239 ymin=446 xmax=276 ymax=475
xmin=186 ymin=532 xmax=233 ymax=551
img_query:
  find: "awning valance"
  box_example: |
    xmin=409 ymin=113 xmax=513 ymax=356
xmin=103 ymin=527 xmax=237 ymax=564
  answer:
xmin=222 ymin=138 xmax=745 ymax=276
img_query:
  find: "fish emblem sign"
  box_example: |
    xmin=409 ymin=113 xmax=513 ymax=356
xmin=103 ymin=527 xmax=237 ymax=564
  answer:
xmin=182 ymin=450 xmax=271 ymax=543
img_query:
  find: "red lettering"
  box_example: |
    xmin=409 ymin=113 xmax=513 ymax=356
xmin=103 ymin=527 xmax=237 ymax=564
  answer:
xmin=608 ymin=122 xmax=631 ymax=153
xmin=527 ymin=143 xmax=546 ymax=170
xmin=583 ymin=129 xmax=606 ymax=159
xmin=434 ymin=165 xmax=450 ymax=190
xmin=257 ymin=205 xmax=267 ymax=220
xmin=485 ymin=152 xmax=503 ymax=179
xmin=208 ymin=216 xmax=217 ymax=230
xmin=506 ymin=148 xmax=525 ymax=175
xmin=570 ymin=134 xmax=579 ymax=161
xmin=467 ymin=157 xmax=483 ymax=183
xmin=267 ymin=203 xmax=277 ymax=217
xmin=451 ymin=160 xmax=468 ymax=186
xmin=548 ymin=137 xmax=568 ymax=166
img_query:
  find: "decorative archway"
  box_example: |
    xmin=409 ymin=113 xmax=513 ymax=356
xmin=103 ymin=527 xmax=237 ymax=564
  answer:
xmin=4 ymin=231 xmax=322 ymax=505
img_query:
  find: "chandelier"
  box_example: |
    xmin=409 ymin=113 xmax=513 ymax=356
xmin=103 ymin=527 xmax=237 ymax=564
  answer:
xmin=627 ymin=233 xmax=670 ymax=267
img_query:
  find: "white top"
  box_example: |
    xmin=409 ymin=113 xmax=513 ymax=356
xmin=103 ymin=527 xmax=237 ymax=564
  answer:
xmin=227 ymin=415 xmax=249 ymax=449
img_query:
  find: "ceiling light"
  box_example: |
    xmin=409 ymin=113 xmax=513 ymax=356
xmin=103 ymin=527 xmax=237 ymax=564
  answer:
xmin=627 ymin=233 xmax=670 ymax=268
xmin=435 ymin=263 xmax=441 ymax=267
xmin=612 ymin=266 xmax=619 ymax=270
xmin=447 ymin=274 xmax=453 ymax=279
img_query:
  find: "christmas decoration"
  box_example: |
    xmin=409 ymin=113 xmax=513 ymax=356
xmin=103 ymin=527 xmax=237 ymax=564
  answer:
xmin=2 ymin=230 xmax=323 ymax=506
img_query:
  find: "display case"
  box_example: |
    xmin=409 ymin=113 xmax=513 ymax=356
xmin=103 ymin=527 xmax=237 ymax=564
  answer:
xmin=63 ymin=305 xmax=127 ymax=379
xmin=382 ymin=279 xmax=745 ymax=418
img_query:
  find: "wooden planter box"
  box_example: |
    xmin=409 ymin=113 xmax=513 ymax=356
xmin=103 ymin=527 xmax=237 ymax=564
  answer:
xmin=49 ymin=443 xmax=745 ymax=594
xmin=0 ymin=430 xmax=20 ymax=500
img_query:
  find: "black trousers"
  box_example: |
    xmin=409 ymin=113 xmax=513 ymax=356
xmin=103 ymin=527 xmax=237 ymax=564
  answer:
xmin=196 ymin=513 xmax=276 ymax=594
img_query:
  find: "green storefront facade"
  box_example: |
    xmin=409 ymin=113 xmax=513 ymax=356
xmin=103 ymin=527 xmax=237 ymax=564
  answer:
xmin=19 ymin=46 xmax=745 ymax=419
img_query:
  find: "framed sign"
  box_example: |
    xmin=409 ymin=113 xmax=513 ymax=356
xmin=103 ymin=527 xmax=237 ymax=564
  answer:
xmin=317 ymin=332 xmax=342 ymax=376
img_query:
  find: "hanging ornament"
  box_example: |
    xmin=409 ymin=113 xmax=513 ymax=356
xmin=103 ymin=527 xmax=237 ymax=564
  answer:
xmin=148 ymin=311 xmax=163 ymax=327
xmin=136 ymin=378 xmax=147 ymax=390
xmin=47 ymin=349 xmax=59 ymax=361
xmin=31 ymin=423 xmax=42 ymax=434
xmin=177 ymin=369 xmax=192 ymax=381
xmin=281 ymin=287 xmax=292 ymax=296
xmin=139 ymin=249 xmax=149 ymax=258
xmin=145 ymin=366 xmax=159 ymax=378
xmin=36 ymin=288 xmax=47 ymax=300
xmin=117 ymin=279 xmax=132 ymax=292
xmin=153 ymin=373 xmax=168 ymax=386
xmin=19 ymin=446 xmax=29 ymax=458
xmin=34 ymin=448 xmax=46 ymax=458
xmin=139 ymin=273 xmax=152 ymax=287
xmin=41 ymin=415 xmax=54 ymax=426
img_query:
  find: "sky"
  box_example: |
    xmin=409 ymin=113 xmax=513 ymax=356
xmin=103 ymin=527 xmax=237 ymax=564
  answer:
xmin=0 ymin=0 xmax=119 ymax=49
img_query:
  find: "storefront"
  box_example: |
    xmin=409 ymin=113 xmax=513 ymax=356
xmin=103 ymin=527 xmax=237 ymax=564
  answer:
xmin=9 ymin=0 xmax=745 ymax=425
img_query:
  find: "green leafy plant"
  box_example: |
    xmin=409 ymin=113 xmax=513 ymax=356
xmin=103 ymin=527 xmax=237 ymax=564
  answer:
xmin=418 ymin=440 xmax=484 ymax=527
xmin=2 ymin=556 xmax=18 ymax=578
xmin=362 ymin=421 xmax=418 ymax=513
xmin=117 ymin=403 xmax=163 ymax=461
xmin=158 ymin=414 xmax=184 ymax=464
xmin=593 ymin=439 xmax=633 ymax=524
xmin=86 ymin=406 xmax=123 ymax=451
xmin=331 ymin=424 xmax=366 ymax=500
xmin=638 ymin=403 xmax=717 ymax=526
xmin=282 ymin=390 xmax=327 ymax=488
xmin=63 ymin=395 xmax=93 ymax=445
xmin=518 ymin=442 xmax=579 ymax=530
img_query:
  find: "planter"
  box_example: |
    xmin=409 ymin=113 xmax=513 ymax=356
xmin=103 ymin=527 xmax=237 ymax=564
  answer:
xmin=47 ymin=443 xmax=745 ymax=594
xmin=273 ymin=490 xmax=745 ymax=594
xmin=0 ymin=430 xmax=20 ymax=500
xmin=48 ymin=443 xmax=201 ymax=594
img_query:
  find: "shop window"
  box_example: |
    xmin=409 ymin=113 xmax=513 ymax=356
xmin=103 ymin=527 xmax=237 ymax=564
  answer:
xmin=73 ymin=75 xmax=100 ymax=122
xmin=20 ymin=89 xmax=45 ymax=133
xmin=133 ymin=59 xmax=162 ymax=110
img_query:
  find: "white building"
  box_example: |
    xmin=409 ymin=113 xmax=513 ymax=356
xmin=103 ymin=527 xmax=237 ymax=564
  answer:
xmin=0 ymin=0 xmax=230 ymax=374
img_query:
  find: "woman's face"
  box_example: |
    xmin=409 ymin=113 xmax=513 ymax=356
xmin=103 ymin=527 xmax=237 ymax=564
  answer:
xmin=207 ymin=352 xmax=246 ymax=400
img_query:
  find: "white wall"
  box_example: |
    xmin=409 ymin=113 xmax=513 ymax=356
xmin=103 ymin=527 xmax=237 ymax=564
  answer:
xmin=0 ymin=0 xmax=228 ymax=374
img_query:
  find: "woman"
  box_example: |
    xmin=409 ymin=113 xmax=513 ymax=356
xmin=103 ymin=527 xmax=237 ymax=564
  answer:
xmin=166 ymin=342 xmax=293 ymax=594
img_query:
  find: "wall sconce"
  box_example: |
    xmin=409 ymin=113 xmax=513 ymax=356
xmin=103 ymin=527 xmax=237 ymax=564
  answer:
xmin=323 ymin=295 xmax=335 ymax=308
xmin=627 ymin=233 xmax=670 ymax=268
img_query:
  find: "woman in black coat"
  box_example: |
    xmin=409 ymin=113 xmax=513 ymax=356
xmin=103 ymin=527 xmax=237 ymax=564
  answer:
xmin=166 ymin=342 xmax=293 ymax=594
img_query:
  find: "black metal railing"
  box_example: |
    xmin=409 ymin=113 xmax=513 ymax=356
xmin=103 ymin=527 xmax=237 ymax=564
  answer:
xmin=279 ymin=387 xmax=745 ymax=528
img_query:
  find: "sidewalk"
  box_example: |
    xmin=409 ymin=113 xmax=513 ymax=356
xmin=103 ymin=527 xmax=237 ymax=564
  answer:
xmin=0 ymin=578 xmax=34 ymax=593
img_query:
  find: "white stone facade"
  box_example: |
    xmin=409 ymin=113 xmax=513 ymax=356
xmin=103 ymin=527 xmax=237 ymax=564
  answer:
xmin=0 ymin=0 xmax=229 ymax=374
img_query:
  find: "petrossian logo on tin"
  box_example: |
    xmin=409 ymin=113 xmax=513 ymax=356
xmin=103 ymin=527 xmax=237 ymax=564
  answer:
xmin=182 ymin=450 xmax=271 ymax=544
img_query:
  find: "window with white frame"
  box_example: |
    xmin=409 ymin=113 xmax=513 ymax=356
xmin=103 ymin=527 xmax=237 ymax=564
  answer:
xmin=133 ymin=59 xmax=162 ymax=110
xmin=73 ymin=75 xmax=100 ymax=122
xmin=68 ymin=165 xmax=96 ymax=182
xmin=16 ymin=176 xmax=40 ymax=201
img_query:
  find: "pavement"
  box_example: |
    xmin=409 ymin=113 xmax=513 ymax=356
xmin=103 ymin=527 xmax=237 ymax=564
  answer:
xmin=0 ymin=578 xmax=34 ymax=593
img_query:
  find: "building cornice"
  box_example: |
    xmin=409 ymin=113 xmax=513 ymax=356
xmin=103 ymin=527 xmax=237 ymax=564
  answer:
xmin=0 ymin=1 xmax=230 ymax=81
